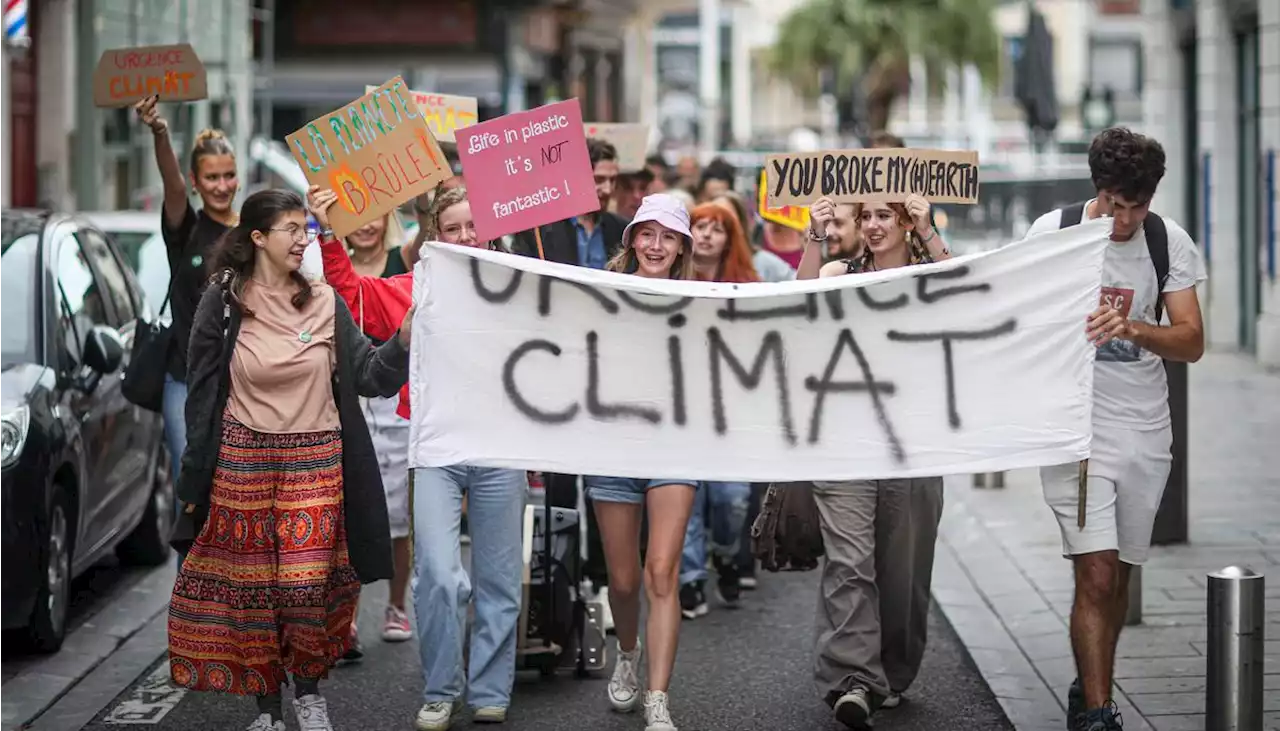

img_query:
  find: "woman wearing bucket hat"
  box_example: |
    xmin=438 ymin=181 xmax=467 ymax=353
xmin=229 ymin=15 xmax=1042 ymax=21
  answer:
xmin=588 ymin=194 xmax=699 ymax=731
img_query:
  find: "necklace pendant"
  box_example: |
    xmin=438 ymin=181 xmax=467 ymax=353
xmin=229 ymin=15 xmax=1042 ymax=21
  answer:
xmin=299 ymin=330 xmax=312 ymax=343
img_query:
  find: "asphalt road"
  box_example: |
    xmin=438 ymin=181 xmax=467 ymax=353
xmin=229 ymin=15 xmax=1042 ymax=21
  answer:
xmin=82 ymin=564 xmax=1010 ymax=731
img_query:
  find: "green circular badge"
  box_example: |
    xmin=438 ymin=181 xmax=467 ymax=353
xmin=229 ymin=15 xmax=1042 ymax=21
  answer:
xmin=191 ymin=254 xmax=204 ymax=267
xmin=299 ymin=331 xmax=312 ymax=344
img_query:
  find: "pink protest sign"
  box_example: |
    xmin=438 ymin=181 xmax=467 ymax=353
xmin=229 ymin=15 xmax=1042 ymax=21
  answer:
xmin=455 ymin=98 xmax=599 ymax=244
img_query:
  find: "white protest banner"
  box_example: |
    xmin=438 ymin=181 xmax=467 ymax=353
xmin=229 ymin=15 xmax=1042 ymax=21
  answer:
xmin=408 ymin=220 xmax=1110 ymax=482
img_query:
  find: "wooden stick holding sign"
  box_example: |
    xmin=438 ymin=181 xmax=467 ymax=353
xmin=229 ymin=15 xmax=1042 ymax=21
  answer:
xmin=286 ymin=76 xmax=451 ymax=240
xmin=764 ymin=148 xmax=980 ymax=208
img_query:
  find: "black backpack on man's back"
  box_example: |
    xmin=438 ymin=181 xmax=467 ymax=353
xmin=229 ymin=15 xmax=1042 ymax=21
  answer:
xmin=1058 ymin=201 xmax=1171 ymax=322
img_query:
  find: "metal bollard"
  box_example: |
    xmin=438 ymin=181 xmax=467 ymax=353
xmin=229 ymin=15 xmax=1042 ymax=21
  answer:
xmin=1205 ymin=566 xmax=1265 ymax=731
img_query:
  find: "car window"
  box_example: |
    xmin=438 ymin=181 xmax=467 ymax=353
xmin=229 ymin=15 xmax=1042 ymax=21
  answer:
xmin=1 ymin=232 xmax=38 ymax=367
xmin=54 ymin=229 xmax=110 ymax=368
xmin=76 ymin=228 xmax=136 ymax=325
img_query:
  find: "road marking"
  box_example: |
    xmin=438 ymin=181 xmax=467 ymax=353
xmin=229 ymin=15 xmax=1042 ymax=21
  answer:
xmin=103 ymin=663 xmax=186 ymax=725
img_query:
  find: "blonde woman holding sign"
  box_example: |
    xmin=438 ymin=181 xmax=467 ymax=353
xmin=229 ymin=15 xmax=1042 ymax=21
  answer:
xmin=798 ymin=190 xmax=950 ymax=731
xmin=589 ymin=193 xmax=698 ymax=731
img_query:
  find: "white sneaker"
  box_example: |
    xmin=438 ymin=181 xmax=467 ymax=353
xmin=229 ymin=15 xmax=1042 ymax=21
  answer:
xmin=608 ymin=640 xmax=642 ymax=712
xmin=472 ymin=705 xmax=507 ymax=723
xmin=292 ymin=694 xmax=333 ymax=731
xmin=643 ymin=690 xmax=677 ymax=731
xmin=246 ymin=714 xmax=286 ymax=731
xmin=881 ymin=691 xmax=902 ymax=709
xmin=415 ymin=700 xmax=463 ymax=731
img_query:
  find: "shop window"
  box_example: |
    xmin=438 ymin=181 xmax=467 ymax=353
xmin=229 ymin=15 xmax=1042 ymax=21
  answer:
xmin=1088 ymin=37 xmax=1143 ymax=98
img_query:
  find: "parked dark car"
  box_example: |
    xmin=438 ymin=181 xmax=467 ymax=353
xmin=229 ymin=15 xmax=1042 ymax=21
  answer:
xmin=1 ymin=209 xmax=172 ymax=652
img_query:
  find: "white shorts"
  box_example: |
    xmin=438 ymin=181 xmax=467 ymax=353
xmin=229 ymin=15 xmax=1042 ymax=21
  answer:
xmin=1040 ymin=423 xmax=1173 ymax=566
xmin=363 ymin=395 xmax=411 ymax=539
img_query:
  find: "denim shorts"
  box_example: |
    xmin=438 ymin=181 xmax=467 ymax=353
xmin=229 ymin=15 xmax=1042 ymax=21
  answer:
xmin=584 ymin=476 xmax=699 ymax=505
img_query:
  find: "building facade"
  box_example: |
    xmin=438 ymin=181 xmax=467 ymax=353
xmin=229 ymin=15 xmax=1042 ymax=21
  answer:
xmin=1143 ymin=0 xmax=1278 ymax=367
xmin=2 ymin=0 xmax=253 ymax=212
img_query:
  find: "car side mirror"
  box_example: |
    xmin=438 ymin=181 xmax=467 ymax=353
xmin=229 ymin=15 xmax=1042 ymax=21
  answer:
xmin=82 ymin=325 xmax=124 ymax=375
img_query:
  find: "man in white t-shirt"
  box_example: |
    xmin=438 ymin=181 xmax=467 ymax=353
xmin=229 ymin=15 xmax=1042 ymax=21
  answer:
xmin=1024 ymin=128 xmax=1206 ymax=731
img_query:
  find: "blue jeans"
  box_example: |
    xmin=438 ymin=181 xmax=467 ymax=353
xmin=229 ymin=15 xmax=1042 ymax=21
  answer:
xmin=162 ymin=374 xmax=188 ymax=504
xmin=413 ymin=466 xmax=526 ymax=708
xmin=680 ymin=481 xmax=750 ymax=585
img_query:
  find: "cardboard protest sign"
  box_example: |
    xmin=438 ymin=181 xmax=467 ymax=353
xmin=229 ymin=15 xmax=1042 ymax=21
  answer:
xmin=364 ymin=85 xmax=477 ymax=144
xmin=407 ymin=220 xmax=1111 ymax=481
xmin=757 ymin=168 xmax=810 ymax=232
xmin=92 ymin=43 xmax=207 ymax=108
xmin=583 ymin=123 xmax=650 ymax=172
xmin=765 ymin=148 xmax=980 ymax=208
xmin=455 ymin=98 xmax=599 ymax=244
xmin=286 ymin=76 xmax=451 ymax=239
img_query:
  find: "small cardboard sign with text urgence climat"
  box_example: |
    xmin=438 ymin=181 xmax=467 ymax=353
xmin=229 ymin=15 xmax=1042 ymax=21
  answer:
xmin=287 ymin=76 xmax=451 ymax=239
xmin=765 ymin=148 xmax=980 ymax=208
xmin=92 ymin=43 xmax=208 ymax=107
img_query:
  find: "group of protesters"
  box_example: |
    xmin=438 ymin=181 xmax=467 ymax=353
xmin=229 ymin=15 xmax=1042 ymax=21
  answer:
xmin=140 ymin=87 xmax=1203 ymax=731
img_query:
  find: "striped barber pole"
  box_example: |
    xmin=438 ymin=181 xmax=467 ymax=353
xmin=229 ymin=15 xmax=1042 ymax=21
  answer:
xmin=4 ymin=0 xmax=29 ymax=47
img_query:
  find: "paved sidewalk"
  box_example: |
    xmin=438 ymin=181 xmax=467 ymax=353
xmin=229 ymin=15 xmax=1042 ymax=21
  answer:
xmin=933 ymin=352 xmax=1280 ymax=731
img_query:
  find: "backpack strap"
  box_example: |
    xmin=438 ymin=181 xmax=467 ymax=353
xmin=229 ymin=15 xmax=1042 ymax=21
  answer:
xmin=1059 ymin=201 xmax=1087 ymax=228
xmin=1143 ymin=213 xmax=1171 ymax=323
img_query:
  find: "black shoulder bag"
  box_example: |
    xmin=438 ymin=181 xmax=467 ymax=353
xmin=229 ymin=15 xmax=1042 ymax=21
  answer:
xmin=120 ymin=293 xmax=172 ymax=413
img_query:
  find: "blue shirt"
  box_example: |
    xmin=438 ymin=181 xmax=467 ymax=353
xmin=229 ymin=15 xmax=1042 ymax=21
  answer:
xmin=571 ymin=216 xmax=608 ymax=270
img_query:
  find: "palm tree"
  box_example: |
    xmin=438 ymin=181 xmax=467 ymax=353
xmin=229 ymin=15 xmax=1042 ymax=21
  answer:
xmin=770 ymin=0 xmax=1002 ymax=136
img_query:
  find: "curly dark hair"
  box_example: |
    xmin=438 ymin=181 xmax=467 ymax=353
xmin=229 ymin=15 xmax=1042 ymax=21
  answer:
xmin=1088 ymin=127 xmax=1166 ymax=204
xmin=207 ymin=189 xmax=312 ymax=316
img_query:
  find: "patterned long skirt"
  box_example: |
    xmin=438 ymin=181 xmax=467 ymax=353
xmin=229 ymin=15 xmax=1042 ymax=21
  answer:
xmin=168 ymin=419 xmax=360 ymax=696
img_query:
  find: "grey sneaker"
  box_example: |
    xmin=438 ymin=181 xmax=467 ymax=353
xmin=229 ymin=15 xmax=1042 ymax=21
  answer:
xmin=608 ymin=641 xmax=643 ymax=712
xmin=881 ymin=691 xmax=902 ymax=709
xmin=1073 ymin=701 xmax=1124 ymax=731
xmin=833 ymin=686 xmax=872 ymax=730
xmin=415 ymin=700 xmax=464 ymax=731
xmin=643 ymin=690 xmax=677 ymax=731
xmin=1066 ymin=678 xmax=1084 ymax=729
xmin=292 ymin=695 xmax=333 ymax=731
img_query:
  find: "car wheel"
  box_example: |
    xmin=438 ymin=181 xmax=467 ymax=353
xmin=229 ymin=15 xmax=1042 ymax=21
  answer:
xmin=117 ymin=448 xmax=173 ymax=566
xmin=29 ymin=486 xmax=71 ymax=653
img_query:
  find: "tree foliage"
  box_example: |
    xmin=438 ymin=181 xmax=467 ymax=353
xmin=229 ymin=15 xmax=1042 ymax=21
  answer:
xmin=769 ymin=0 xmax=1003 ymax=133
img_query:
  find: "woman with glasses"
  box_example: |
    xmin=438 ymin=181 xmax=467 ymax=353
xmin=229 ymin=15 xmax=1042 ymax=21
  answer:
xmin=168 ymin=189 xmax=412 ymax=731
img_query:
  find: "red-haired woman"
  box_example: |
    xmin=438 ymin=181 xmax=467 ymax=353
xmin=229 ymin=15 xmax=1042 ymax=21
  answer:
xmin=676 ymin=203 xmax=759 ymax=621
xmin=688 ymin=202 xmax=761 ymax=284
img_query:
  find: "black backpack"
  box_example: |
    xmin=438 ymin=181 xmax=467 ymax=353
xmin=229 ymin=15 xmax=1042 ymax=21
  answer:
xmin=1059 ymin=201 xmax=1170 ymax=322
